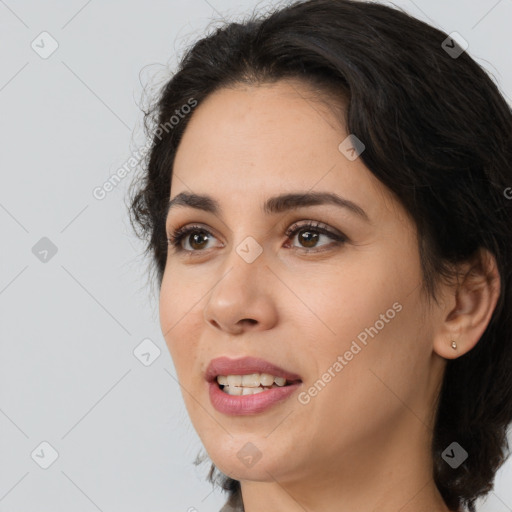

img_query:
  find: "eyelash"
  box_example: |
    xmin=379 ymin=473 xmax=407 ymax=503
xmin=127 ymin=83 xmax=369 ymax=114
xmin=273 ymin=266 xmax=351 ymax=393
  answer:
xmin=166 ymin=221 xmax=347 ymax=255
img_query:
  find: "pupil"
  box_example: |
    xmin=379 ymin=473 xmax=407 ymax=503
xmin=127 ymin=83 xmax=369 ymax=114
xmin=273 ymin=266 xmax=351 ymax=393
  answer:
xmin=300 ymin=229 xmax=318 ymax=248
xmin=191 ymin=232 xmax=208 ymax=249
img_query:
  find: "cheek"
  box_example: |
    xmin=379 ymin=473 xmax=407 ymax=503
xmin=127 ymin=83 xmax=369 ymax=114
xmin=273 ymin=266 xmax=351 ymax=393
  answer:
xmin=295 ymin=256 xmax=408 ymax=347
xmin=159 ymin=271 xmax=203 ymax=370
xmin=292 ymin=245 xmax=423 ymax=394
xmin=304 ymin=271 xmax=427 ymax=423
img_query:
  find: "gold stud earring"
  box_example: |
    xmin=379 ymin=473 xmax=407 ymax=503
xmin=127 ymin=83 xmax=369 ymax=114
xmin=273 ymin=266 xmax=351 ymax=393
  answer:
xmin=451 ymin=340 xmax=457 ymax=350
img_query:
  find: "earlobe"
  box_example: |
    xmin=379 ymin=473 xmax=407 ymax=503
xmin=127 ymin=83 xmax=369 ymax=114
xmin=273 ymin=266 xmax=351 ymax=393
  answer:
xmin=434 ymin=338 xmax=460 ymax=361
xmin=432 ymin=248 xmax=501 ymax=360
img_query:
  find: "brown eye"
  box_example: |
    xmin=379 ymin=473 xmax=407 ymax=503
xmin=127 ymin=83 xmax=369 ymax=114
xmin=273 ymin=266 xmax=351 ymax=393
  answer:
xmin=296 ymin=228 xmax=320 ymax=248
xmin=167 ymin=220 xmax=346 ymax=256
xmin=187 ymin=231 xmax=210 ymax=250
xmin=285 ymin=221 xmax=347 ymax=251
xmin=167 ymin=225 xmax=219 ymax=252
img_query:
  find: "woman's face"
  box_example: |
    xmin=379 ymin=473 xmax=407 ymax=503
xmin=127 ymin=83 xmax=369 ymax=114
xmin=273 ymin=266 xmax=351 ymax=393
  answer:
xmin=159 ymin=79 xmax=447 ymax=488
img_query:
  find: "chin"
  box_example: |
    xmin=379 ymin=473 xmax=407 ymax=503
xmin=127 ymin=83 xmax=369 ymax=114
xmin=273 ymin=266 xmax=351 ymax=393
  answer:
xmin=213 ymin=456 xmax=283 ymax=483
xmin=205 ymin=436 xmax=285 ymax=476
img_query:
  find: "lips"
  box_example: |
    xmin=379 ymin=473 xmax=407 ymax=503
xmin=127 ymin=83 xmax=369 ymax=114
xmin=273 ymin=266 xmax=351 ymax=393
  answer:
xmin=205 ymin=356 xmax=302 ymax=383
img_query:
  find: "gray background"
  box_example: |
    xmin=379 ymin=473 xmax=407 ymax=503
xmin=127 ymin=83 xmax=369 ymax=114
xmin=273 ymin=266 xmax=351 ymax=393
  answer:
xmin=1 ymin=1 xmax=511 ymax=511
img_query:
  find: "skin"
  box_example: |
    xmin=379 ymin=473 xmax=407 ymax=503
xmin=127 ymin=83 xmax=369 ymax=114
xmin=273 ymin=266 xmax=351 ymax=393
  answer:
xmin=159 ymin=79 xmax=501 ymax=512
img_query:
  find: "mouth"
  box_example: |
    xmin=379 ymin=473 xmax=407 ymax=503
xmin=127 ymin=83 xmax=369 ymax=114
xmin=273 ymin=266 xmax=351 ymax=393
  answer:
xmin=205 ymin=356 xmax=303 ymax=415
xmin=205 ymin=356 xmax=303 ymax=395
xmin=216 ymin=373 xmax=302 ymax=395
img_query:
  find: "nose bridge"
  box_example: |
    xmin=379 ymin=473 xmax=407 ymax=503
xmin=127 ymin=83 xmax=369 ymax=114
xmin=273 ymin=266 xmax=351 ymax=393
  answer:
xmin=234 ymin=233 xmax=266 ymax=267
xmin=203 ymin=233 xmax=276 ymax=331
xmin=217 ymin=233 xmax=267 ymax=297
xmin=219 ymin=205 xmax=269 ymax=277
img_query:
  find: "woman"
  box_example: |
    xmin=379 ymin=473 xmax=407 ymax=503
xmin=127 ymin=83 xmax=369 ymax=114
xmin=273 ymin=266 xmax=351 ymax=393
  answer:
xmin=128 ymin=1 xmax=512 ymax=510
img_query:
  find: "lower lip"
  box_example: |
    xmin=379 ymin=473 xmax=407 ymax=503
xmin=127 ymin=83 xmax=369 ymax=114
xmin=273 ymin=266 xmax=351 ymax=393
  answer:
xmin=208 ymin=381 xmax=302 ymax=415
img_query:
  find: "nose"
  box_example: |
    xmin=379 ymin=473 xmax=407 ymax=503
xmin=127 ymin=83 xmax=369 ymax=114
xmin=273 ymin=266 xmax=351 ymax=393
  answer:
xmin=203 ymin=245 xmax=278 ymax=334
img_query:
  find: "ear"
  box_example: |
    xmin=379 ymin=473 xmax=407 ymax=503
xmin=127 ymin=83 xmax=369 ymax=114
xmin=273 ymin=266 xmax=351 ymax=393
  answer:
xmin=432 ymin=248 xmax=501 ymax=360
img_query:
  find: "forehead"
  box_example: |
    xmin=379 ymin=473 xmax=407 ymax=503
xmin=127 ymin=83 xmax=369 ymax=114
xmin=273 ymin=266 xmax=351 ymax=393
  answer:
xmin=175 ymin=80 xmax=344 ymax=165
xmin=170 ymin=80 xmax=400 ymax=223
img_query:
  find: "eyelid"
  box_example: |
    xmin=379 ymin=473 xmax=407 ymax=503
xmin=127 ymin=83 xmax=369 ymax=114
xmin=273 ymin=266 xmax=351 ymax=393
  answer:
xmin=167 ymin=222 xmax=223 ymax=251
xmin=166 ymin=219 xmax=347 ymax=255
xmin=285 ymin=220 xmax=345 ymax=240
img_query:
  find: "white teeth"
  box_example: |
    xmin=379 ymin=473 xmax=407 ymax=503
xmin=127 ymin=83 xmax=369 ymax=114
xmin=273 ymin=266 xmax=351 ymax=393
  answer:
xmin=219 ymin=382 xmax=291 ymax=395
xmin=226 ymin=386 xmax=242 ymax=396
xmin=241 ymin=373 xmax=260 ymax=387
xmin=274 ymin=376 xmax=286 ymax=386
xmin=242 ymin=386 xmax=265 ymax=395
xmin=216 ymin=373 xmax=291 ymax=388
xmin=225 ymin=386 xmax=267 ymax=396
xmin=260 ymin=373 xmax=274 ymax=386
xmin=226 ymin=375 xmax=242 ymax=386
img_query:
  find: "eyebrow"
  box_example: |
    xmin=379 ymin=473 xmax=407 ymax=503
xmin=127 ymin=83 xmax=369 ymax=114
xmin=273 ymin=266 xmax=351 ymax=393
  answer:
xmin=165 ymin=191 xmax=370 ymax=222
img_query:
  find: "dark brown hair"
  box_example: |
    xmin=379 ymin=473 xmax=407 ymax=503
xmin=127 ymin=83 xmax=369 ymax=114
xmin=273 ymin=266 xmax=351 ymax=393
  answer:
xmin=127 ymin=1 xmax=512 ymax=510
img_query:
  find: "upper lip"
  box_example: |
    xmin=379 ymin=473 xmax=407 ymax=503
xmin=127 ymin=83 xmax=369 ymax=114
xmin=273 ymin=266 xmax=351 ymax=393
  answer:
xmin=205 ymin=356 xmax=303 ymax=383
